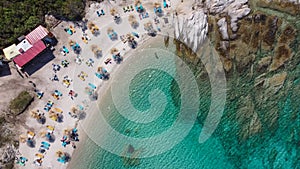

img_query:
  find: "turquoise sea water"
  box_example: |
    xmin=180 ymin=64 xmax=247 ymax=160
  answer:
xmin=68 ymin=38 xmax=300 ymax=169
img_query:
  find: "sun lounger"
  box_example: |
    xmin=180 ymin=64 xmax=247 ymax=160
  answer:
xmin=41 ymin=141 xmax=50 ymax=147
xmin=38 ymin=148 xmax=46 ymax=153
xmin=101 ymin=9 xmax=105 ymax=15
xmin=67 ymin=29 xmax=73 ymax=35
xmin=35 ymin=153 xmax=44 ymax=159
xmin=88 ymin=83 xmax=96 ymax=90
xmin=62 ymin=46 xmax=69 ymax=53
xmin=40 ymin=144 xmax=49 ymax=150
xmin=132 ymin=32 xmax=139 ymax=38
xmin=95 ymin=72 xmax=103 ymax=79
xmin=62 ymin=142 xmax=67 ymax=147
xmin=54 ymin=90 xmax=62 ymax=96
xmin=58 ymin=158 xmax=66 ymax=163
xmin=96 ymin=11 xmax=101 ymax=17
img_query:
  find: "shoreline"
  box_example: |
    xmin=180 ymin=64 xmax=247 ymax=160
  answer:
xmin=16 ymin=0 xmax=175 ymax=168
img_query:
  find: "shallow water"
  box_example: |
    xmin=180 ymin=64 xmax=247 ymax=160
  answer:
xmin=68 ymin=35 xmax=300 ymax=169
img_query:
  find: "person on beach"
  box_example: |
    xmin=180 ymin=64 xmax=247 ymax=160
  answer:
xmin=72 ymin=142 xmax=76 ymax=149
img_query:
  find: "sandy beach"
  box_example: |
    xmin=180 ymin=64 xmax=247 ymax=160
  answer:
xmin=15 ymin=0 xmax=177 ymax=168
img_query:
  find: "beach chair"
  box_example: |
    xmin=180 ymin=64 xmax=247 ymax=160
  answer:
xmin=132 ymin=32 xmax=139 ymax=38
xmin=62 ymin=142 xmax=67 ymax=147
xmin=46 ymin=125 xmax=55 ymax=132
xmin=95 ymin=72 xmax=102 ymax=79
xmin=54 ymin=90 xmax=62 ymax=96
xmin=41 ymin=141 xmax=51 ymax=147
xmin=88 ymin=83 xmax=96 ymax=90
xmin=40 ymin=144 xmax=49 ymax=150
xmin=57 ymin=158 xmax=66 ymax=163
xmin=101 ymin=9 xmax=105 ymax=15
xmin=96 ymin=11 xmax=101 ymax=17
xmin=69 ymin=26 xmax=76 ymax=33
xmin=38 ymin=148 xmax=46 ymax=153
xmin=62 ymin=46 xmax=69 ymax=53
xmin=104 ymin=58 xmax=112 ymax=64
xmin=27 ymin=131 xmax=35 ymax=138
xmin=82 ymin=37 xmax=88 ymax=44
xmin=35 ymin=153 xmax=44 ymax=159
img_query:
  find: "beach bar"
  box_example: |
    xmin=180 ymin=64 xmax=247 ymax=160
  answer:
xmin=11 ymin=25 xmax=51 ymax=69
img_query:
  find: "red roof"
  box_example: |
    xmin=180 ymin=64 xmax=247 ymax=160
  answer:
xmin=13 ymin=40 xmax=46 ymax=67
xmin=25 ymin=25 xmax=49 ymax=45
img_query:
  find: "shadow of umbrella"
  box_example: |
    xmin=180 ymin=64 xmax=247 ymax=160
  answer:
xmin=26 ymin=138 xmax=35 ymax=148
xmin=45 ymin=132 xmax=56 ymax=143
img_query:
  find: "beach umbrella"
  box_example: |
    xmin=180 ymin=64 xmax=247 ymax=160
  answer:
xmin=110 ymin=48 xmax=119 ymax=54
xmin=71 ymin=106 xmax=78 ymax=114
xmin=107 ymin=27 xmax=113 ymax=34
xmin=135 ymin=0 xmax=142 ymax=6
xmin=56 ymin=150 xmax=63 ymax=157
xmin=91 ymin=45 xmax=98 ymax=53
xmin=53 ymin=107 xmax=63 ymax=114
xmin=69 ymin=40 xmax=75 ymax=47
xmin=128 ymin=14 xmax=136 ymax=22
xmin=30 ymin=110 xmax=39 ymax=119
xmin=19 ymin=135 xmax=27 ymax=143
xmin=63 ymin=128 xmax=72 ymax=135
xmin=87 ymin=22 xmax=95 ymax=30
xmin=110 ymin=8 xmax=118 ymax=16
xmin=144 ymin=21 xmax=153 ymax=28
xmin=153 ymin=2 xmax=161 ymax=8
xmin=126 ymin=33 xmax=134 ymax=41
xmin=39 ymin=131 xmax=47 ymax=137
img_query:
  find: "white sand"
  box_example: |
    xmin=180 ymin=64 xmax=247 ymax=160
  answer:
xmin=16 ymin=1 xmax=176 ymax=169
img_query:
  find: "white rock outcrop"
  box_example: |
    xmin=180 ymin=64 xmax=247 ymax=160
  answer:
xmin=173 ymin=0 xmax=251 ymax=52
xmin=206 ymin=0 xmax=250 ymax=32
xmin=217 ymin=18 xmax=229 ymax=40
xmin=174 ymin=8 xmax=208 ymax=52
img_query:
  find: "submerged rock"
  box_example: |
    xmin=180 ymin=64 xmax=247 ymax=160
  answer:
xmin=264 ymin=72 xmax=287 ymax=94
xmin=236 ymin=95 xmax=262 ymax=141
xmin=257 ymin=56 xmax=272 ymax=72
xmin=269 ymin=45 xmax=292 ymax=71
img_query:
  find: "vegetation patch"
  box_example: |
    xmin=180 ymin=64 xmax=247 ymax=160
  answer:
xmin=9 ymin=91 xmax=33 ymax=115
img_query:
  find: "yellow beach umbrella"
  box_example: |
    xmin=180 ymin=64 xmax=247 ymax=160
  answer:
xmin=49 ymin=113 xmax=58 ymax=121
xmin=46 ymin=125 xmax=55 ymax=131
xmin=53 ymin=107 xmax=63 ymax=113
xmin=39 ymin=131 xmax=47 ymax=137
xmin=35 ymin=153 xmax=44 ymax=159
xmin=27 ymin=131 xmax=35 ymax=138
